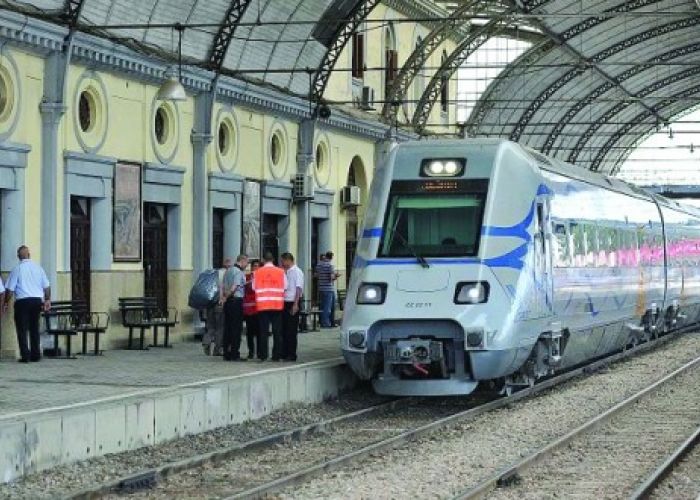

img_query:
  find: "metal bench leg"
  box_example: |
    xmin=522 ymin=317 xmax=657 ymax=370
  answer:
xmin=82 ymin=332 xmax=88 ymax=355
xmin=128 ymin=327 xmax=134 ymax=349
xmin=66 ymin=336 xmax=72 ymax=359
xmin=139 ymin=327 xmax=145 ymax=350
xmin=95 ymin=334 xmax=101 ymax=356
xmin=163 ymin=326 xmax=170 ymax=347
xmin=54 ymin=335 xmax=59 ymax=357
xmin=153 ymin=325 xmax=159 ymax=347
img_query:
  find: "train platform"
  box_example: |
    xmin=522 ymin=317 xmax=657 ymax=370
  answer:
xmin=0 ymin=329 xmax=355 ymax=483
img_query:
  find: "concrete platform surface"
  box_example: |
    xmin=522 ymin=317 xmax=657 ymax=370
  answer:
xmin=0 ymin=330 xmax=354 ymax=483
xmin=0 ymin=329 xmax=342 ymax=418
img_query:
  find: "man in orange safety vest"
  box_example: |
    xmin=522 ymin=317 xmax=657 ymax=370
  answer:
xmin=252 ymin=252 xmax=287 ymax=361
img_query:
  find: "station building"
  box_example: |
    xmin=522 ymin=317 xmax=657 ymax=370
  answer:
xmin=0 ymin=0 xmax=460 ymax=357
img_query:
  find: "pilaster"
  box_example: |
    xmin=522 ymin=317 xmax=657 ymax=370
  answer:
xmin=39 ymin=100 xmax=66 ymax=294
xmin=192 ymin=89 xmax=215 ymax=276
xmin=296 ymin=119 xmax=316 ymax=297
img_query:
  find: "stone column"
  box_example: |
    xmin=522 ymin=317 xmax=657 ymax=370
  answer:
xmin=296 ymin=119 xmax=316 ymax=297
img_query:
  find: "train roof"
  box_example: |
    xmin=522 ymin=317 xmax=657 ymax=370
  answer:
xmin=402 ymin=138 xmax=700 ymax=220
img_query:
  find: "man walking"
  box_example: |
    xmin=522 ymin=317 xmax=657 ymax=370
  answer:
xmin=4 ymin=246 xmax=51 ymax=362
xmin=280 ymin=252 xmax=303 ymax=361
xmin=253 ymin=252 xmax=286 ymax=361
xmin=220 ymin=254 xmax=248 ymax=361
xmin=316 ymin=250 xmax=339 ymax=328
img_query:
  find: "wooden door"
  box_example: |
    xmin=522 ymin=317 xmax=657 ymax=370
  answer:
xmin=212 ymin=208 xmax=224 ymax=269
xmin=143 ymin=203 xmax=168 ymax=311
xmin=70 ymin=197 xmax=91 ymax=310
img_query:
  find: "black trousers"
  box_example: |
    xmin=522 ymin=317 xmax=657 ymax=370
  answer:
xmin=223 ymin=298 xmax=244 ymax=360
xmin=282 ymin=302 xmax=299 ymax=360
xmin=245 ymin=314 xmax=259 ymax=358
xmin=15 ymin=298 xmax=43 ymax=361
xmin=257 ymin=310 xmax=282 ymax=360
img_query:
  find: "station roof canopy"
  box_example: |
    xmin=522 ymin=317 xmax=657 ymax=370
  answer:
xmin=4 ymin=0 xmax=700 ymax=174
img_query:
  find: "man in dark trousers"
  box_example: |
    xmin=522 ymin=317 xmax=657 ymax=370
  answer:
xmin=4 ymin=245 xmax=51 ymax=362
xmin=253 ymin=252 xmax=286 ymax=361
xmin=280 ymin=252 xmax=304 ymax=361
xmin=220 ymin=254 xmax=248 ymax=361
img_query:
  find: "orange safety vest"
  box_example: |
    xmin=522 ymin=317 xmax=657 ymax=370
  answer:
xmin=243 ymin=274 xmax=257 ymax=316
xmin=254 ymin=265 xmax=285 ymax=311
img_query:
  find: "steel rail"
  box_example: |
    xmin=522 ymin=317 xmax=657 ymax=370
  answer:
xmin=629 ymin=425 xmax=700 ymax=500
xmin=223 ymin=328 xmax=693 ymax=500
xmin=452 ymin=351 xmax=700 ymax=499
xmin=63 ymin=397 xmax=409 ymax=500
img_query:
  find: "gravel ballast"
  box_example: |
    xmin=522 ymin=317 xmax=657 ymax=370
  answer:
xmin=104 ymin=397 xmax=484 ymax=498
xmin=283 ymin=333 xmax=700 ymax=499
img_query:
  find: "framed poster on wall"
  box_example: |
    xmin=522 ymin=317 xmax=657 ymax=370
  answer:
xmin=242 ymin=180 xmax=262 ymax=259
xmin=113 ymin=162 xmax=142 ymax=262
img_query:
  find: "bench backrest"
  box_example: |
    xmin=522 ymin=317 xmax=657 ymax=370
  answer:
xmin=118 ymin=297 xmax=159 ymax=324
xmin=43 ymin=300 xmax=90 ymax=331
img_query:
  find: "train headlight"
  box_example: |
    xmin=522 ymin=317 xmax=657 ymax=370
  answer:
xmin=421 ymin=158 xmax=465 ymax=177
xmin=454 ymin=281 xmax=490 ymax=304
xmin=357 ymin=283 xmax=387 ymax=305
xmin=348 ymin=330 xmax=366 ymax=348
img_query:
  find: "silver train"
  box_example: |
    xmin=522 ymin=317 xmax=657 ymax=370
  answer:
xmin=341 ymin=139 xmax=700 ymax=396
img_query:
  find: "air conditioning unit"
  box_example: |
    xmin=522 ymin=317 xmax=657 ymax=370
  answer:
xmin=293 ymin=173 xmax=314 ymax=201
xmin=341 ymin=185 xmax=361 ymax=207
xmin=360 ymin=86 xmax=375 ymax=111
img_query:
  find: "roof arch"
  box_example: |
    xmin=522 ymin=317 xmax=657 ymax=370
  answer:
xmin=464 ymin=0 xmax=700 ymax=173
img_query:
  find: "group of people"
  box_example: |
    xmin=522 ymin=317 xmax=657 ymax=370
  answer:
xmin=0 ymin=245 xmax=52 ymax=363
xmin=218 ymin=252 xmax=303 ymax=362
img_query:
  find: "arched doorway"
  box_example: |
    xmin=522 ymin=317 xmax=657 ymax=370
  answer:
xmin=345 ymin=156 xmax=368 ymax=285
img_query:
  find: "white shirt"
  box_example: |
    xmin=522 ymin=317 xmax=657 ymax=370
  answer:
xmin=0 ymin=277 xmax=5 ymax=294
xmin=284 ymin=264 xmax=304 ymax=302
xmin=6 ymin=259 xmax=50 ymax=300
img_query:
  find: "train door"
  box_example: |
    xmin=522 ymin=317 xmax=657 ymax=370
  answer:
xmin=534 ymin=199 xmax=554 ymax=317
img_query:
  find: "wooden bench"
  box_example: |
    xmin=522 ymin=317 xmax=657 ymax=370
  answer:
xmin=118 ymin=297 xmax=178 ymax=350
xmin=43 ymin=301 xmax=110 ymax=358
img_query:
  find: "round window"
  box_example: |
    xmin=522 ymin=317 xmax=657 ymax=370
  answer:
xmin=315 ymin=144 xmax=324 ymax=171
xmin=155 ymin=106 xmax=168 ymax=145
xmin=271 ymin=132 xmax=283 ymax=166
xmin=218 ymin=123 xmax=228 ymax=155
xmin=78 ymin=91 xmax=94 ymax=133
xmin=218 ymin=120 xmax=236 ymax=157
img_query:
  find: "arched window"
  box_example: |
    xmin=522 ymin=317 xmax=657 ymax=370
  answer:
xmin=413 ymin=36 xmax=425 ymax=108
xmin=384 ymin=25 xmax=398 ymax=100
xmin=440 ymin=50 xmax=449 ymax=114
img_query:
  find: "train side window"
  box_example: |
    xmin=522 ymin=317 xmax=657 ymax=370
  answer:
xmin=552 ymin=222 xmax=569 ymax=267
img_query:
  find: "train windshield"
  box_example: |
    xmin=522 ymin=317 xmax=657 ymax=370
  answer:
xmin=379 ymin=193 xmax=485 ymax=258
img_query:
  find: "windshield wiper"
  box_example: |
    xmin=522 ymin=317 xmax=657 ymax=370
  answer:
xmin=392 ymin=230 xmax=430 ymax=268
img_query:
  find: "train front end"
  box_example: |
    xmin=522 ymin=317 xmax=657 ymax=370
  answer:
xmin=341 ymin=140 xmax=543 ymax=396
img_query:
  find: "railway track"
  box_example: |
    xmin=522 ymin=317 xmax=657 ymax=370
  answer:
xmin=64 ymin=328 xmax=694 ymax=500
xmin=452 ymin=355 xmax=700 ymax=499
xmin=631 ymin=425 xmax=700 ymax=500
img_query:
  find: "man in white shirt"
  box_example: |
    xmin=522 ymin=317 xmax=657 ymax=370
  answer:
xmin=4 ymin=246 xmax=51 ymax=362
xmin=280 ymin=252 xmax=304 ymax=361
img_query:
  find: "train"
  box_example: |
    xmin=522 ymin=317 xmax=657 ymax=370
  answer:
xmin=341 ymin=139 xmax=700 ymax=396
